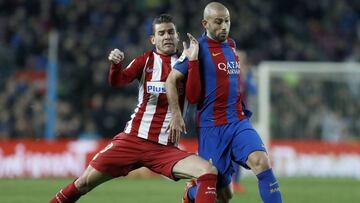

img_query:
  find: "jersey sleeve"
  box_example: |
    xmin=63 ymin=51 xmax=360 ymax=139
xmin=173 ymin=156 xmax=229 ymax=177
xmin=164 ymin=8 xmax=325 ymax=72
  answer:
xmin=227 ymin=37 xmax=237 ymax=49
xmin=173 ymin=54 xmax=189 ymax=75
xmin=174 ymin=55 xmax=201 ymax=103
xmin=185 ymin=60 xmax=201 ymax=103
xmin=108 ymin=52 xmax=148 ymax=87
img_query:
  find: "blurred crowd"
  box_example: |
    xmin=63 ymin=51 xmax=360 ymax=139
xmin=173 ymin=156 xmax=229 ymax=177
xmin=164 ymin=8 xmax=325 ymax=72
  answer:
xmin=271 ymin=75 xmax=360 ymax=141
xmin=0 ymin=0 xmax=359 ymax=140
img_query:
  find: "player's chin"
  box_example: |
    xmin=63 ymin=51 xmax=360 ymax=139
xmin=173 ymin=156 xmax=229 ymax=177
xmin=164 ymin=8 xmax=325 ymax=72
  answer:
xmin=162 ymin=46 xmax=176 ymax=55
xmin=217 ymin=34 xmax=227 ymax=42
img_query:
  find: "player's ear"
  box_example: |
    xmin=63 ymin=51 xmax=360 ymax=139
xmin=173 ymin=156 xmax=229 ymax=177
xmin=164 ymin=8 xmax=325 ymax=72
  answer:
xmin=150 ymin=34 xmax=155 ymax=45
xmin=176 ymin=31 xmax=180 ymax=41
xmin=201 ymin=19 xmax=207 ymax=29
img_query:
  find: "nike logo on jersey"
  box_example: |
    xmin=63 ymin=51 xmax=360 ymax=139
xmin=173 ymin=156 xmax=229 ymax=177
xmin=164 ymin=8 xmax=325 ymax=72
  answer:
xmin=207 ymin=187 xmax=216 ymax=190
xmin=212 ymin=52 xmax=222 ymax=56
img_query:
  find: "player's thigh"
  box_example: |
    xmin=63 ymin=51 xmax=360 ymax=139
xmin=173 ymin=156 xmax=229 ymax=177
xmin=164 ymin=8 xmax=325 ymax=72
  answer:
xmin=90 ymin=133 xmax=144 ymax=177
xmin=231 ymin=123 xmax=266 ymax=170
xmin=172 ymin=154 xmax=217 ymax=179
xmin=198 ymin=126 xmax=233 ymax=188
xmin=75 ymin=165 xmax=113 ymax=193
xmin=144 ymin=144 xmax=191 ymax=180
xmin=217 ymin=184 xmax=233 ymax=203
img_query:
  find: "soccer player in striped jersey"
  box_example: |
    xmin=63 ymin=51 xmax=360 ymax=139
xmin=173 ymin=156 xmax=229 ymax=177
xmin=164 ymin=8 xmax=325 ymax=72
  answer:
xmin=166 ymin=3 xmax=283 ymax=203
xmin=49 ymin=14 xmax=217 ymax=203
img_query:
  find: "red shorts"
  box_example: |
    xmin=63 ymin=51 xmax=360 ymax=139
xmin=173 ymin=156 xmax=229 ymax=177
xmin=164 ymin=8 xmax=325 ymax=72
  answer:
xmin=90 ymin=132 xmax=192 ymax=180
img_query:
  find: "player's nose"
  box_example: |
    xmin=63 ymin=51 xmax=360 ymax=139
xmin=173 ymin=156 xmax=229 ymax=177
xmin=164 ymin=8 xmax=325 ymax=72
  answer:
xmin=164 ymin=32 xmax=173 ymax=39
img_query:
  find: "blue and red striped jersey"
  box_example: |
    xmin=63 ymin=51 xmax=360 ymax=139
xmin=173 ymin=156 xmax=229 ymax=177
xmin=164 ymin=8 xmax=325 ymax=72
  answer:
xmin=174 ymin=34 xmax=248 ymax=127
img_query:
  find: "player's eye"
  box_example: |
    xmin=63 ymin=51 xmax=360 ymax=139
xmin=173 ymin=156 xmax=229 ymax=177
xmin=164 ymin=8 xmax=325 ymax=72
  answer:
xmin=158 ymin=31 xmax=165 ymax=36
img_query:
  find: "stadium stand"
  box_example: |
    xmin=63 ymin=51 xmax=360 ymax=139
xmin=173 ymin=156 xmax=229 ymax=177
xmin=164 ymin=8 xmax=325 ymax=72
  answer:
xmin=0 ymin=0 xmax=359 ymax=139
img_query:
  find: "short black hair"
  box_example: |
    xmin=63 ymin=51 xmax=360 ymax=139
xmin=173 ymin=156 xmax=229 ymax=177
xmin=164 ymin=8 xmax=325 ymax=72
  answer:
xmin=152 ymin=14 xmax=176 ymax=34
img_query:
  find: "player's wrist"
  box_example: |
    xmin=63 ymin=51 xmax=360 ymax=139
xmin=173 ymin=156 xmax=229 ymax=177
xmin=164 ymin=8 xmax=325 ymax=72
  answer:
xmin=171 ymin=110 xmax=182 ymax=117
xmin=111 ymin=62 xmax=122 ymax=69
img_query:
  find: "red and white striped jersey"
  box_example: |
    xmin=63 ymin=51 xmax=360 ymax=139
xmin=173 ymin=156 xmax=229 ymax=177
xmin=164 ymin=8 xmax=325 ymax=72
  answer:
xmin=109 ymin=50 xmax=184 ymax=145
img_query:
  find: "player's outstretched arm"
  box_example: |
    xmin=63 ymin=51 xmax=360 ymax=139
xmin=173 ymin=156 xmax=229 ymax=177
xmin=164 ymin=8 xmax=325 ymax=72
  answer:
xmin=166 ymin=70 xmax=186 ymax=145
xmin=165 ymin=33 xmax=199 ymax=144
xmin=183 ymin=33 xmax=201 ymax=103
xmin=186 ymin=60 xmax=201 ymax=103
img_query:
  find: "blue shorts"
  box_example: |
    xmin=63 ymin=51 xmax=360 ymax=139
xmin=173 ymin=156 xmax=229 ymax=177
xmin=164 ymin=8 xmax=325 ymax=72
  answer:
xmin=198 ymin=119 xmax=266 ymax=188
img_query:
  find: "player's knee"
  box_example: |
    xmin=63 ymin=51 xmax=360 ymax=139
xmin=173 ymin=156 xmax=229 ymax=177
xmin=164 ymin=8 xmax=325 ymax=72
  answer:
xmin=209 ymin=165 xmax=218 ymax=175
xmin=248 ymin=152 xmax=271 ymax=173
xmin=200 ymin=162 xmax=218 ymax=176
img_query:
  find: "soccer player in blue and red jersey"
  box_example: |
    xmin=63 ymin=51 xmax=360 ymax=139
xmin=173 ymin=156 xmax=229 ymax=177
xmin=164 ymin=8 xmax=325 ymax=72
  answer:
xmin=166 ymin=2 xmax=283 ymax=203
xmin=49 ymin=14 xmax=218 ymax=203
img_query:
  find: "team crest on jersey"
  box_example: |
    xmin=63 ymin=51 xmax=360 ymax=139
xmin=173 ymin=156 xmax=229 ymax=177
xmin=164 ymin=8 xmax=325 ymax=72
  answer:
xmin=145 ymin=66 xmax=154 ymax=73
xmin=147 ymin=81 xmax=166 ymax=94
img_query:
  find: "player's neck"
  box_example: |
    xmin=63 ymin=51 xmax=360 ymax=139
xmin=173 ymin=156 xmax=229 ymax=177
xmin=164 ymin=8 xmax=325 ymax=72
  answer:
xmin=155 ymin=50 xmax=176 ymax=57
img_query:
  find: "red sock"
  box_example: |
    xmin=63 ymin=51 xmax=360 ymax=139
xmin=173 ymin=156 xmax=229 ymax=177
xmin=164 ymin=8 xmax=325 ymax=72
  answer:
xmin=49 ymin=182 xmax=82 ymax=203
xmin=195 ymin=173 xmax=217 ymax=203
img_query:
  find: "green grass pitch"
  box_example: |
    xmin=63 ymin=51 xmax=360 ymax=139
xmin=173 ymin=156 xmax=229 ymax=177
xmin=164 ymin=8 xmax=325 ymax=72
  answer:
xmin=0 ymin=177 xmax=359 ymax=202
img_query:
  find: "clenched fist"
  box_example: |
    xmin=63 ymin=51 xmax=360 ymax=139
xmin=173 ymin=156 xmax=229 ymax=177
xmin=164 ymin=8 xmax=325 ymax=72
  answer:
xmin=108 ymin=49 xmax=124 ymax=64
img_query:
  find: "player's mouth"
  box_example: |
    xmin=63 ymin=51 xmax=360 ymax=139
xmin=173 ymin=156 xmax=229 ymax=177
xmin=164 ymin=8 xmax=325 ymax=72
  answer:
xmin=163 ymin=42 xmax=174 ymax=47
xmin=219 ymin=32 xmax=227 ymax=36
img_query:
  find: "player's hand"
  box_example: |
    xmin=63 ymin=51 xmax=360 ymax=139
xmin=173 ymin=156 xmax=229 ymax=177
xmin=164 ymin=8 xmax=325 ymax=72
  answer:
xmin=182 ymin=33 xmax=199 ymax=61
xmin=108 ymin=49 xmax=124 ymax=64
xmin=166 ymin=114 xmax=187 ymax=145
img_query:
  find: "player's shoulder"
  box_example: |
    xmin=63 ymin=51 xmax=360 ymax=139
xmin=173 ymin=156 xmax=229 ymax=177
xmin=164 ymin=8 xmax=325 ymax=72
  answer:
xmin=132 ymin=50 xmax=154 ymax=63
xmin=198 ymin=34 xmax=208 ymax=44
xmin=227 ymin=37 xmax=237 ymax=48
xmin=140 ymin=50 xmax=154 ymax=59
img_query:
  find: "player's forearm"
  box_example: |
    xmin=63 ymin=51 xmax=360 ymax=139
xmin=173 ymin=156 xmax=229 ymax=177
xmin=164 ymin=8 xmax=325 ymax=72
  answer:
xmin=185 ymin=60 xmax=201 ymax=103
xmin=108 ymin=63 xmax=129 ymax=87
xmin=166 ymin=73 xmax=182 ymax=117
